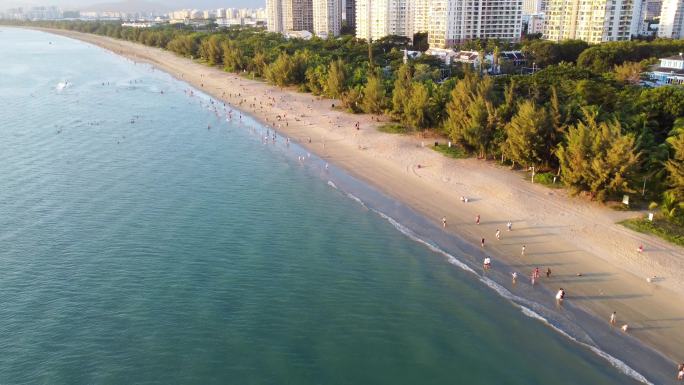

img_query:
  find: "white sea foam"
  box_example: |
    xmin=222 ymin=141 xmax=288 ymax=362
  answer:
xmin=587 ymin=346 xmax=653 ymax=385
xmin=327 ymin=181 xmax=337 ymax=189
xmin=345 ymin=193 xmax=366 ymax=208
xmin=371 ymin=209 xmax=654 ymax=385
xmin=518 ymin=307 xmax=653 ymax=385
xmin=520 ymin=306 xmax=576 ymax=341
xmin=374 ymin=210 xmax=477 ymax=275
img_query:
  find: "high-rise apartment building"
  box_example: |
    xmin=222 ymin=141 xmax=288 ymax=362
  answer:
xmin=428 ymin=0 xmax=523 ymax=48
xmin=658 ymin=0 xmax=684 ymax=38
xmin=355 ymin=0 xmax=412 ymax=41
xmin=522 ymin=0 xmax=542 ymax=13
xmin=633 ymin=0 xmax=661 ymax=36
xmin=283 ymin=0 xmax=314 ymax=31
xmin=267 ymin=0 xmax=314 ymax=32
xmin=345 ymin=0 xmax=357 ymax=30
xmin=313 ymin=0 xmax=343 ymax=36
xmin=643 ymin=0 xmax=663 ymax=18
xmin=266 ymin=0 xmax=284 ymax=31
xmin=544 ymin=0 xmax=641 ymax=43
xmin=412 ymin=0 xmax=431 ymax=35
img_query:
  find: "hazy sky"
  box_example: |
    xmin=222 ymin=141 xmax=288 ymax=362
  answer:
xmin=3 ymin=0 xmax=265 ymax=10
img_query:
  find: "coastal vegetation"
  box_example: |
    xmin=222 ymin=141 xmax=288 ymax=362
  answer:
xmin=5 ymin=20 xmax=684 ymax=232
xmin=620 ymin=217 xmax=684 ymax=247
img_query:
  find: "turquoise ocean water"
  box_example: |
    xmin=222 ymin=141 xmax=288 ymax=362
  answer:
xmin=0 ymin=28 xmax=660 ymax=384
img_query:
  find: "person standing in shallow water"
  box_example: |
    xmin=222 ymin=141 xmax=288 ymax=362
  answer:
xmin=555 ymin=288 xmax=565 ymax=303
xmin=610 ymin=312 xmax=617 ymax=326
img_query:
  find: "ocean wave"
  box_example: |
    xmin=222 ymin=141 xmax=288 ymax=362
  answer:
xmin=327 ymin=181 xmax=337 ymax=190
xmin=345 ymin=193 xmax=366 ymax=208
xmin=587 ymin=346 xmax=653 ymax=385
xmin=373 ymin=210 xmax=477 ymax=275
xmin=519 ymin=307 xmax=653 ymax=385
xmin=371 ymin=209 xmax=653 ymax=385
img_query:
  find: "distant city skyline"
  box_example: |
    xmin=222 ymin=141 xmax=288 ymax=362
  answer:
xmin=3 ymin=0 xmax=266 ymax=11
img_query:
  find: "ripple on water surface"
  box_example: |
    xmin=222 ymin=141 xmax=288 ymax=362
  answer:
xmin=0 ymin=27 xmax=653 ymax=385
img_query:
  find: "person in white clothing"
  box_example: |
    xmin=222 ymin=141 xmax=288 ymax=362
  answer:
xmin=555 ymin=288 xmax=565 ymax=302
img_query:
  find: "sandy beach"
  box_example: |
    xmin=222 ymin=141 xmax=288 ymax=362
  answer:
xmin=39 ymin=29 xmax=684 ymax=370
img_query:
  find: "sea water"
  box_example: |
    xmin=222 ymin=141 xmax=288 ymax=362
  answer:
xmin=0 ymin=27 xmax=651 ymax=385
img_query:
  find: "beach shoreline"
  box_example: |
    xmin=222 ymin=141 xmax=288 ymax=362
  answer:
xmin=29 ymin=27 xmax=684 ymax=381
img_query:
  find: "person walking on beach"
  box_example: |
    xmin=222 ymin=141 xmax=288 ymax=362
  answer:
xmin=521 ymin=245 xmax=526 ymax=256
xmin=511 ymin=272 xmax=518 ymax=284
xmin=678 ymin=368 xmax=683 ymax=381
xmin=546 ymin=267 xmax=552 ymax=278
xmin=481 ymin=238 xmax=485 ymax=248
xmin=495 ymin=229 xmax=501 ymax=240
xmin=442 ymin=217 xmax=447 ymax=228
xmin=610 ymin=312 xmax=617 ymax=326
xmin=507 ymin=221 xmax=512 ymax=231
xmin=475 ymin=214 xmax=480 ymax=225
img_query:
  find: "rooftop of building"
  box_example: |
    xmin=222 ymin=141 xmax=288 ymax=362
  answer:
xmin=651 ymin=67 xmax=684 ymax=75
xmin=661 ymin=53 xmax=684 ymax=61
